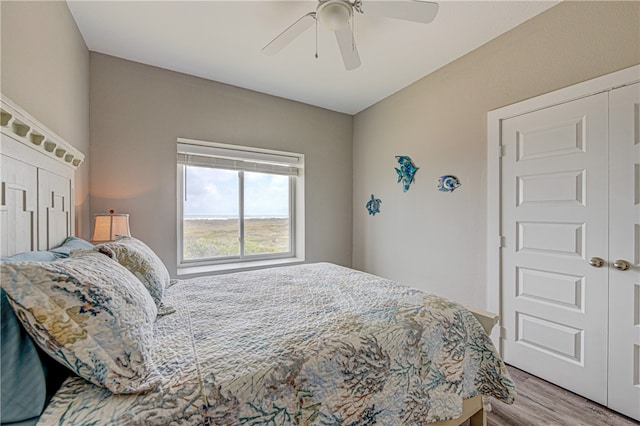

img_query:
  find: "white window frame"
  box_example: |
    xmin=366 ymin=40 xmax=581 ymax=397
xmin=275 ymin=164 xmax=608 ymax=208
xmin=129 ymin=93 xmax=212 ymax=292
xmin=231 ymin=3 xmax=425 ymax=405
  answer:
xmin=176 ymin=138 xmax=305 ymax=275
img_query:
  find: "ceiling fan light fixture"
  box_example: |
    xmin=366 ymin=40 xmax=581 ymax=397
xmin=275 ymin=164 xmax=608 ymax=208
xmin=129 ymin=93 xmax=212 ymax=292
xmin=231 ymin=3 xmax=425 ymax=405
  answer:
xmin=318 ymin=0 xmax=352 ymax=31
xmin=263 ymin=0 xmax=439 ymax=70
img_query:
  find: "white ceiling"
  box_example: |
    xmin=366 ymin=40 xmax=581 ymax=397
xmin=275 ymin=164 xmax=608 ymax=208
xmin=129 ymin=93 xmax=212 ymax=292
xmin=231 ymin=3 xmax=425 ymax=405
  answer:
xmin=67 ymin=0 xmax=559 ymax=115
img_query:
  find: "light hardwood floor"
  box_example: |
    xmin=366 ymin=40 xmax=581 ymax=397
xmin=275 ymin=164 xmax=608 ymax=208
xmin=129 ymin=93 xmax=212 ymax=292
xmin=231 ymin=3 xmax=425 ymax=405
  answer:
xmin=487 ymin=365 xmax=639 ymax=426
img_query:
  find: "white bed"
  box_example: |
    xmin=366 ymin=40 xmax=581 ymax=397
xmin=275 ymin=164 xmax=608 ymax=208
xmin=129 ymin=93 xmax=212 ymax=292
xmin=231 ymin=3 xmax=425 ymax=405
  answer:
xmin=0 ymin=96 xmax=514 ymax=425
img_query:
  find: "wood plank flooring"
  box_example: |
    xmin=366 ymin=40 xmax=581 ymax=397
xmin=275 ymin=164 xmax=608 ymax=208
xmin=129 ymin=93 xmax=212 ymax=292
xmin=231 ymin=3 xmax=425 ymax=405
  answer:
xmin=486 ymin=365 xmax=639 ymax=426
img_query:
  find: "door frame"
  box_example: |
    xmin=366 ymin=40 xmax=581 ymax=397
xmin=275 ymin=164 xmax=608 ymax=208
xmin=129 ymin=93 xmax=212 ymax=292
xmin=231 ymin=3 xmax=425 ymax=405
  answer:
xmin=486 ymin=64 xmax=640 ymax=351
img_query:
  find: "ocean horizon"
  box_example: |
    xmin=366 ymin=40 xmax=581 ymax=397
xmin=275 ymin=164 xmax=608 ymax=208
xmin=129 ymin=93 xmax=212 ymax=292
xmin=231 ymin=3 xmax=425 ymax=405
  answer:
xmin=184 ymin=215 xmax=287 ymax=220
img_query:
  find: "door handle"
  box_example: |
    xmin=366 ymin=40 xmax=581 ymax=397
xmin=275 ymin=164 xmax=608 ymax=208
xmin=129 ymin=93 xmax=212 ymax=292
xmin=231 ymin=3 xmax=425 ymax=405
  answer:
xmin=613 ymin=259 xmax=631 ymax=271
xmin=589 ymin=257 xmax=605 ymax=268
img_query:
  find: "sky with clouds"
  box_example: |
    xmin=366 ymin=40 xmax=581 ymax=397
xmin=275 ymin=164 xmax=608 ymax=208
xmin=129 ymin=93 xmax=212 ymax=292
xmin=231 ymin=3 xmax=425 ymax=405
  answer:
xmin=184 ymin=166 xmax=289 ymax=217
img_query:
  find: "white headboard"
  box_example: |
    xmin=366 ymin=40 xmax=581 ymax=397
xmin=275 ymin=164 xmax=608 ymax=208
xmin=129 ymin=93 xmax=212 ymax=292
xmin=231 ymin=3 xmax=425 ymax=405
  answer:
xmin=0 ymin=96 xmax=85 ymax=257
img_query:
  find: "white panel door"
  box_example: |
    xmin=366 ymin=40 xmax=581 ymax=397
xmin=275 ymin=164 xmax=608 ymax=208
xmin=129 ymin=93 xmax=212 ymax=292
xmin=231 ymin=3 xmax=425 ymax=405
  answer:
xmin=608 ymin=83 xmax=640 ymax=420
xmin=501 ymin=93 xmax=610 ymax=404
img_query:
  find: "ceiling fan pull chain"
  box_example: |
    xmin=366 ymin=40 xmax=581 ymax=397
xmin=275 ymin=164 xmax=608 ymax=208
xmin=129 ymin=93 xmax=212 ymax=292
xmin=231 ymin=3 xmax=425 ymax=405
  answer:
xmin=315 ymin=15 xmax=319 ymax=59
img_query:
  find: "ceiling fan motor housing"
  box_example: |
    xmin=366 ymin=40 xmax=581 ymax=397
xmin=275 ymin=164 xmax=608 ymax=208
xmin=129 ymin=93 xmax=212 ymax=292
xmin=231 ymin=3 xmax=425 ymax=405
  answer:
xmin=318 ymin=0 xmax=353 ymax=31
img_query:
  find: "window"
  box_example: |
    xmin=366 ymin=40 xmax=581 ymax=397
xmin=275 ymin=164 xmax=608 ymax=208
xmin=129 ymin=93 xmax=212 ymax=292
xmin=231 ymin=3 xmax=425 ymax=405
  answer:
xmin=177 ymin=139 xmax=304 ymax=271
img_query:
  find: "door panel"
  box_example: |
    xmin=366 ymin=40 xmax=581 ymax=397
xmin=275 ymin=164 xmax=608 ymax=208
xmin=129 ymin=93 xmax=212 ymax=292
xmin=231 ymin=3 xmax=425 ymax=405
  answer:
xmin=501 ymin=92 xmax=609 ymax=404
xmin=516 ymin=267 xmax=584 ymax=311
xmin=607 ymin=83 xmax=640 ymax=420
xmin=517 ymin=170 xmax=585 ymax=206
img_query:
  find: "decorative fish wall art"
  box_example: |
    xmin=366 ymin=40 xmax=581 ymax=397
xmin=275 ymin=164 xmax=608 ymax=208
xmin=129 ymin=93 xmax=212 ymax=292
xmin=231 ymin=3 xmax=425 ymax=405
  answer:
xmin=395 ymin=156 xmax=419 ymax=192
xmin=366 ymin=194 xmax=382 ymax=216
xmin=437 ymin=175 xmax=461 ymax=192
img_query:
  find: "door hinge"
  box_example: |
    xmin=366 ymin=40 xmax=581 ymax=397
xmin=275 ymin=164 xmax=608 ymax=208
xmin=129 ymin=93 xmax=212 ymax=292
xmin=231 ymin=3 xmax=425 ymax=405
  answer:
xmin=497 ymin=145 xmax=504 ymax=157
xmin=498 ymin=235 xmax=505 ymax=248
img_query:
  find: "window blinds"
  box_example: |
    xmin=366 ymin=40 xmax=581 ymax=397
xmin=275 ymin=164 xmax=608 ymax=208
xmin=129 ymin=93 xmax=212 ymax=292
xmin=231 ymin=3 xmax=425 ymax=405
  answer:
xmin=177 ymin=142 xmax=300 ymax=176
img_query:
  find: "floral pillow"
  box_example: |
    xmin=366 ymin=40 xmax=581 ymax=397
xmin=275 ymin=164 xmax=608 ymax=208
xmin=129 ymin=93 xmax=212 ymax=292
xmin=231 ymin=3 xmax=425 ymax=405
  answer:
xmin=95 ymin=236 xmax=169 ymax=307
xmin=0 ymin=251 xmax=162 ymax=394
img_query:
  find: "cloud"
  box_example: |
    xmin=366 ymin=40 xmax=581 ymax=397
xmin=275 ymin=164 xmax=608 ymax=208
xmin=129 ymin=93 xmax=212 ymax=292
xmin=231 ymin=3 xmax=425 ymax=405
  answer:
xmin=183 ymin=167 xmax=289 ymax=217
xmin=184 ymin=167 xmax=238 ymax=216
xmin=245 ymin=172 xmax=289 ymax=216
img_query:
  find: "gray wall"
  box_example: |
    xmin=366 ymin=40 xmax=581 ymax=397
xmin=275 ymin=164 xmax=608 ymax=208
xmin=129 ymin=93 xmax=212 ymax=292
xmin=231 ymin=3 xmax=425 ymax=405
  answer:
xmin=352 ymin=1 xmax=640 ymax=307
xmin=1 ymin=1 xmax=90 ymax=238
xmin=3 ymin=1 xmax=638 ymax=300
xmin=89 ymin=53 xmax=353 ymax=276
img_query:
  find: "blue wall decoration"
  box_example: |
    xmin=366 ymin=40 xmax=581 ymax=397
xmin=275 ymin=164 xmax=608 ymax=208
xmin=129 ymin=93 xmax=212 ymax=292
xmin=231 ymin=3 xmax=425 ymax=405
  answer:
xmin=438 ymin=175 xmax=461 ymax=192
xmin=395 ymin=156 xmax=419 ymax=192
xmin=366 ymin=194 xmax=382 ymax=216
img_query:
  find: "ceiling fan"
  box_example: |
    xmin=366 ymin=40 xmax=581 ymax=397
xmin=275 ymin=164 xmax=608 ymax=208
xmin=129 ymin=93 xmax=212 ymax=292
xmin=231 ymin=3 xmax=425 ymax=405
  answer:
xmin=262 ymin=0 xmax=439 ymax=71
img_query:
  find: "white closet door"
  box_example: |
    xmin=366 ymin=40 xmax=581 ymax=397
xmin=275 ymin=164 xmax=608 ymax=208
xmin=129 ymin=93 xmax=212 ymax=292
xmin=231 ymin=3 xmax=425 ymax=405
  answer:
xmin=501 ymin=92 xmax=609 ymax=404
xmin=607 ymin=82 xmax=640 ymax=420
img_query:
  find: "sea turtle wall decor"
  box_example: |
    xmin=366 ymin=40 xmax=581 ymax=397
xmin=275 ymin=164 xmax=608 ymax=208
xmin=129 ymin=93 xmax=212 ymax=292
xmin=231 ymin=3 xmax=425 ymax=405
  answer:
xmin=395 ymin=155 xmax=419 ymax=192
xmin=366 ymin=194 xmax=382 ymax=216
xmin=437 ymin=175 xmax=461 ymax=192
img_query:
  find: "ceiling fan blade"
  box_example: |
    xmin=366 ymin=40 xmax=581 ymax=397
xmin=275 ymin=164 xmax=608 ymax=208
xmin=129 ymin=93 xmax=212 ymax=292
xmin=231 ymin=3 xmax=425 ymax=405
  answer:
xmin=262 ymin=12 xmax=316 ymax=55
xmin=334 ymin=24 xmax=361 ymax=71
xmin=361 ymin=0 xmax=439 ymax=24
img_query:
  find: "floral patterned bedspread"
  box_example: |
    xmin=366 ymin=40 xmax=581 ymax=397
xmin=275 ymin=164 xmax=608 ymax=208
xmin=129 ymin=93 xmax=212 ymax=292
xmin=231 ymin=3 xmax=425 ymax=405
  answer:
xmin=38 ymin=263 xmax=515 ymax=425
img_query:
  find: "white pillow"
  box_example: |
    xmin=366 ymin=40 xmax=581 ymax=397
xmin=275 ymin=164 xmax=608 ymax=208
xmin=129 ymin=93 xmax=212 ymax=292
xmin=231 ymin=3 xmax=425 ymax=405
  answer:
xmin=1 ymin=251 xmax=162 ymax=394
xmin=96 ymin=236 xmax=170 ymax=306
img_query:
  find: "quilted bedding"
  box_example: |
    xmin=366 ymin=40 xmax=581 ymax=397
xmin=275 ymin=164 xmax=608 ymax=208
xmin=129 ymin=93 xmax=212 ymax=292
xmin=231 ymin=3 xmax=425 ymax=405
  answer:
xmin=37 ymin=263 xmax=515 ymax=425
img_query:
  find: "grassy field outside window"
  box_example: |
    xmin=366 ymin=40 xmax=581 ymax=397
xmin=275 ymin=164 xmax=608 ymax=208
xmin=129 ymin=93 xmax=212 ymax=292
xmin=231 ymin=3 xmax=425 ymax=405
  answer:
xmin=183 ymin=218 xmax=290 ymax=260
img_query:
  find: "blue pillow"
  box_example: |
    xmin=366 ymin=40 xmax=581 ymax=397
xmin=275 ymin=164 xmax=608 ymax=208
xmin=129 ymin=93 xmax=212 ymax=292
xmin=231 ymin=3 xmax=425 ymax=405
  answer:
xmin=1 ymin=251 xmax=57 ymax=262
xmin=0 ymin=246 xmax=80 ymax=423
xmin=1 ymin=288 xmax=47 ymax=423
xmin=48 ymin=236 xmax=94 ymax=258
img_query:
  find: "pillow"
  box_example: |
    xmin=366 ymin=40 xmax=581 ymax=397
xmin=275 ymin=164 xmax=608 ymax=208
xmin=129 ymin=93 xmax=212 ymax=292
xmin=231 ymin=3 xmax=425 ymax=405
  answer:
xmin=1 ymin=250 xmax=57 ymax=262
xmin=1 ymin=249 xmax=67 ymax=423
xmin=95 ymin=236 xmax=169 ymax=306
xmin=1 ymin=288 xmax=47 ymax=423
xmin=1 ymin=251 xmax=162 ymax=394
xmin=49 ymin=236 xmax=94 ymax=258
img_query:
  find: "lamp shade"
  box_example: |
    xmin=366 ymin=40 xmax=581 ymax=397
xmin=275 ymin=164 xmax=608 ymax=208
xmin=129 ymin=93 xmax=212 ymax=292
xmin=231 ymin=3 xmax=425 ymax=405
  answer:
xmin=91 ymin=213 xmax=131 ymax=242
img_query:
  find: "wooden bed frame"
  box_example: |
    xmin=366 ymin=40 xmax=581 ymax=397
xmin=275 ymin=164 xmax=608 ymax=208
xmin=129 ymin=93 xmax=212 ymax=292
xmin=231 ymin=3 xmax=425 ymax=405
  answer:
xmin=1 ymin=95 xmax=497 ymax=426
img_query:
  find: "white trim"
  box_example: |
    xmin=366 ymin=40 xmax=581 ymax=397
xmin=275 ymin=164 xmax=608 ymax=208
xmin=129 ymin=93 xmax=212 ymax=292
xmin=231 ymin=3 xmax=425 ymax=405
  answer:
xmin=486 ymin=110 xmax=502 ymax=349
xmin=486 ymin=65 xmax=640 ymax=350
xmin=488 ymin=66 xmax=639 ymax=122
xmin=176 ymin=257 xmax=304 ymax=278
xmin=1 ymin=95 xmax=84 ymax=169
